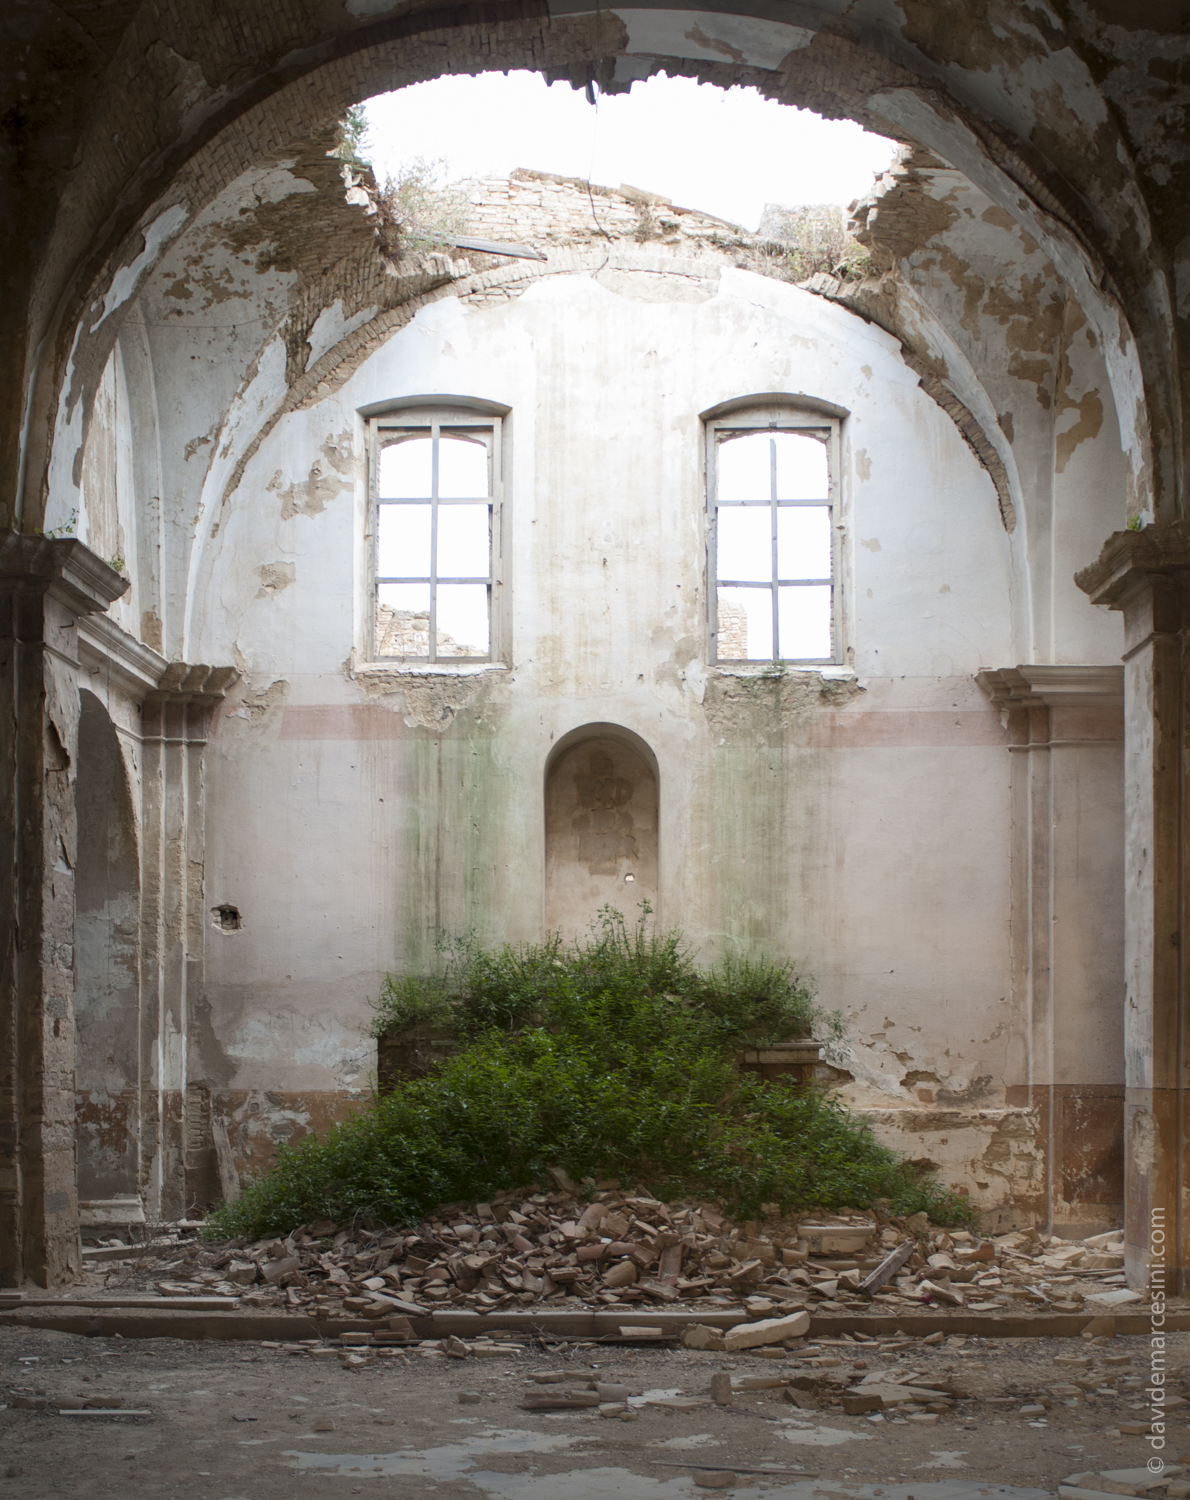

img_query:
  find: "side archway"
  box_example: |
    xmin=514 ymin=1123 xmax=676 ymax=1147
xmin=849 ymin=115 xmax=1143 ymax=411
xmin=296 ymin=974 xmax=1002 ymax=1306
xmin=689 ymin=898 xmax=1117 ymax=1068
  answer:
xmin=75 ymin=690 xmax=141 ymax=1217
xmin=544 ymin=724 xmax=658 ymax=941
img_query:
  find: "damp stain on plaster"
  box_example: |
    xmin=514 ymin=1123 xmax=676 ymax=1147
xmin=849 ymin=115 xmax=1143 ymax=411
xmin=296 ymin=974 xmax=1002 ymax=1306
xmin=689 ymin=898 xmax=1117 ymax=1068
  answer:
xmin=1055 ymin=387 xmax=1105 ymax=470
xmin=703 ymin=671 xmax=863 ymax=739
xmin=352 ymin=668 xmax=490 ymax=731
xmin=1130 ymin=1106 xmax=1157 ymax=1171
xmin=217 ymin=678 xmax=291 ymax=757
xmin=183 ymin=428 xmax=216 ymax=462
xmin=140 ymin=610 xmax=164 ymax=652
xmin=162 ymin=264 xmax=251 ymax=309
xmin=267 ymin=429 xmax=353 ymax=520
xmin=255 ymin=561 xmax=296 ymax=598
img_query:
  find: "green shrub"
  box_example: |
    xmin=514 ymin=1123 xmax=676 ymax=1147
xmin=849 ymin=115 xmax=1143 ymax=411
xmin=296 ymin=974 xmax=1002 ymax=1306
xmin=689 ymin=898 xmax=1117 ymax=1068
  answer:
xmin=208 ymin=911 xmax=972 ymax=1240
xmin=365 ymin=973 xmax=453 ymax=1038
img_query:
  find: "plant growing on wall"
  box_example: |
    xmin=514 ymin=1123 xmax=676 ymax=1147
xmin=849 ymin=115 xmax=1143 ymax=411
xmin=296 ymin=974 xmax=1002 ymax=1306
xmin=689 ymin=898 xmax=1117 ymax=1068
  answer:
xmin=374 ymin=156 xmax=468 ymax=260
xmin=208 ymin=910 xmax=969 ymax=1240
xmin=755 ymin=203 xmax=872 ymax=283
xmin=333 ymin=104 xmax=371 ymax=170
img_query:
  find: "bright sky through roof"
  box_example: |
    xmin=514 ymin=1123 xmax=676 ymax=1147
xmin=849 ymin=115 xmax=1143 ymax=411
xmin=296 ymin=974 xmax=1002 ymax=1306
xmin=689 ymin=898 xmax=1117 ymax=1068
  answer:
xmin=364 ymin=72 xmax=896 ymax=232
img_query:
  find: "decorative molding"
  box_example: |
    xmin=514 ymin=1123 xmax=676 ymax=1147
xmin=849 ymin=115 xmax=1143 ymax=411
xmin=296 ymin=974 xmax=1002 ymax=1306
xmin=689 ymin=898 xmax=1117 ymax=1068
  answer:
xmin=78 ymin=613 xmax=167 ymax=699
xmin=148 ymin=662 xmax=239 ymax=703
xmin=976 ymin=664 xmax=1124 ymax=709
xmin=0 ymin=532 xmax=128 ymax=616
xmin=1076 ymin=520 xmax=1190 ymax=609
xmin=78 ymin=614 xmax=240 ymax=710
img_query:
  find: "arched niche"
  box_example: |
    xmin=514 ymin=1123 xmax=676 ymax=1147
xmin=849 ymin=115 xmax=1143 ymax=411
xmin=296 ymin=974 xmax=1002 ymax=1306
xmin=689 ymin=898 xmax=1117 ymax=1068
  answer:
xmin=75 ymin=691 xmax=141 ymax=1208
xmin=544 ymin=724 xmax=658 ymax=940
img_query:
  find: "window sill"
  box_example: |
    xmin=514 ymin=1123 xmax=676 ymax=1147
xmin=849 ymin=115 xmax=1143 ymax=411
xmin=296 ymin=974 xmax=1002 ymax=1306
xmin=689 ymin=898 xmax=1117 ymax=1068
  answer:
xmin=351 ymin=658 xmax=508 ymax=678
xmin=711 ymin=663 xmax=856 ymax=681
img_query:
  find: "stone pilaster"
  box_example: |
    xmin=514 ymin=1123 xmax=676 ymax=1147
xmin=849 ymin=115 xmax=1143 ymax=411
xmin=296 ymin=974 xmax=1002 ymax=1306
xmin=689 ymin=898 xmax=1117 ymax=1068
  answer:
xmin=977 ymin=665 xmax=1126 ymax=1237
xmin=138 ymin=664 xmax=237 ymax=1221
xmin=1077 ymin=523 xmax=1190 ymax=1293
xmin=0 ymin=533 xmax=126 ymax=1288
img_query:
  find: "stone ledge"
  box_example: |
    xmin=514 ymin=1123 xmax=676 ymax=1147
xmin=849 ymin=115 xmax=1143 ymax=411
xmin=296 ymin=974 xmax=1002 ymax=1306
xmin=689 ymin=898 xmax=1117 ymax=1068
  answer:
xmin=2 ymin=1304 xmax=1185 ymax=1343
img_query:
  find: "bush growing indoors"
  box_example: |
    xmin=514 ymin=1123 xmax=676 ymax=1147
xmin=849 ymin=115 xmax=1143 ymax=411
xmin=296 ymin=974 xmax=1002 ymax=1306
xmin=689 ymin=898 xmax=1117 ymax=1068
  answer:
xmin=207 ymin=910 xmax=971 ymax=1240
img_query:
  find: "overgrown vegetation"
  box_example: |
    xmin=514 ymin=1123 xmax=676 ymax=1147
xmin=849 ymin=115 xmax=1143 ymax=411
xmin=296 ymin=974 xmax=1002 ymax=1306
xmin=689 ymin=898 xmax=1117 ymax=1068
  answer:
xmin=374 ymin=156 xmax=468 ymax=260
xmin=333 ymin=108 xmax=466 ymax=259
xmin=333 ymin=105 xmax=371 ymax=171
xmin=754 ymin=202 xmax=873 ymax=284
xmin=206 ymin=911 xmax=972 ymax=1241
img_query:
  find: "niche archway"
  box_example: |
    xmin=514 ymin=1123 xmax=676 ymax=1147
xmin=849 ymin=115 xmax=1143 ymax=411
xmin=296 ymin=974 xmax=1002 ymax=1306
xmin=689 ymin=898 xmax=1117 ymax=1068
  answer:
xmin=544 ymin=725 xmax=658 ymax=940
xmin=75 ymin=691 xmax=141 ymax=1212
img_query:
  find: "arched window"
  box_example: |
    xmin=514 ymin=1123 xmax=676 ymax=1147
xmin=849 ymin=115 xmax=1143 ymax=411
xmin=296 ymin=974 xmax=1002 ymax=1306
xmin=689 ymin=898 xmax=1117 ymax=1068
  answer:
xmin=366 ymin=398 xmax=506 ymax=663
xmin=705 ymin=401 xmax=841 ymax=665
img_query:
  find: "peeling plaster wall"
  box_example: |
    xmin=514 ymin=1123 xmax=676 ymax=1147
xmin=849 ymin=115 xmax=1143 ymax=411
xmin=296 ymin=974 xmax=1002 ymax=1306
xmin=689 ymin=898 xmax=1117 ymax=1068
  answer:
xmin=179 ymin=249 xmax=1120 ymax=1217
xmin=58 ymin=137 xmax=1133 ymax=1225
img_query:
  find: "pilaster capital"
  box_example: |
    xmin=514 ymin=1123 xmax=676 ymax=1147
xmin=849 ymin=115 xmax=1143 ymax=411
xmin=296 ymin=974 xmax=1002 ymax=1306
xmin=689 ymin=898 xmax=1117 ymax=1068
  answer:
xmin=0 ymin=531 xmax=128 ymax=616
xmin=145 ymin=662 xmax=239 ymax=706
xmin=142 ymin=663 xmax=240 ymax=745
xmin=1075 ymin=522 xmax=1190 ymax=654
xmin=1076 ymin=521 xmax=1190 ymax=609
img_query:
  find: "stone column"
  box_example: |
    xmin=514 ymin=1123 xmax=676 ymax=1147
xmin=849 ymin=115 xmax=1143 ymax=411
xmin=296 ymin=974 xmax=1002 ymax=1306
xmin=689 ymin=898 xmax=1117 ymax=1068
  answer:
xmin=139 ymin=664 xmax=237 ymax=1222
xmin=1077 ymin=523 xmax=1190 ymax=1293
xmin=0 ymin=534 xmax=127 ymax=1288
xmin=977 ymin=666 xmax=1126 ymax=1237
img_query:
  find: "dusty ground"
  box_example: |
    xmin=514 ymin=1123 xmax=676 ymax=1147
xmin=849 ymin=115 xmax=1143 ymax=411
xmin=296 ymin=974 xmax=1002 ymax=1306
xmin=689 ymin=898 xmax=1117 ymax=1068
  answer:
xmin=3 ymin=1326 xmax=1187 ymax=1500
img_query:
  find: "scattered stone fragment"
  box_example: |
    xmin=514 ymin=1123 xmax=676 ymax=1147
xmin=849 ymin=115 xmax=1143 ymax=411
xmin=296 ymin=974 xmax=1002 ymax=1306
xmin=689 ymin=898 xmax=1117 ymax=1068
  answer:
xmin=724 ymin=1310 xmax=810 ymax=1352
xmin=681 ymin=1324 xmax=725 ymax=1351
xmin=842 ymin=1393 xmax=884 ymax=1415
xmin=693 ymin=1472 xmax=737 ymax=1489
xmin=710 ymin=1372 xmax=733 ymax=1405
xmin=519 ymin=1392 xmax=601 ymax=1410
xmin=143 ymin=1182 xmax=1130 ymax=1328
xmin=458 ymin=1393 xmax=482 ymax=1404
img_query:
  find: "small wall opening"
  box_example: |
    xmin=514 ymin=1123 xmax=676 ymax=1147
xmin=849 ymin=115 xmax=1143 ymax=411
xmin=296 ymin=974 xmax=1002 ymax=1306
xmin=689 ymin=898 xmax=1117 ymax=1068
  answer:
xmin=75 ymin=691 xmax=141 ymax=1208
xmin=544 ymin=724 xmax=658 ymax=940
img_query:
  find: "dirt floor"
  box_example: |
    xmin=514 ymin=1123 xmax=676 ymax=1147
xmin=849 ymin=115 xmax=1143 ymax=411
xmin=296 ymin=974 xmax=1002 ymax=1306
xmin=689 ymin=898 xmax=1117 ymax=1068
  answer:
xmin=2 ymin=1325 xmax=1186 ymax=1500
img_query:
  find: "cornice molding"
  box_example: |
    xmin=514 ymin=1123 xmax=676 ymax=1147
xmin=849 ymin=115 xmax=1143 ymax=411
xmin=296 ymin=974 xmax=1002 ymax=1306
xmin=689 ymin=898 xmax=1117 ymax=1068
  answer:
xmin=976 ymin=664 xmax=1124 ymax=709
xmin=78 ymin=613 xmax=168 ymax=699
xmin=0 ymin=532 xmax=128 ymax=616
xmin=147 ymin=662 xmax=239 ymax=703
xmin=1075 ymin=521 xmax=1190 ymax=609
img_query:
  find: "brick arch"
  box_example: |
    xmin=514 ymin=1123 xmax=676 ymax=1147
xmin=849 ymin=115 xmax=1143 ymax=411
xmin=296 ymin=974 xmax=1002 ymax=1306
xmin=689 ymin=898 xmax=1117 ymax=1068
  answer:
xmin=17 ymin=3 xmax=1168 ymax=528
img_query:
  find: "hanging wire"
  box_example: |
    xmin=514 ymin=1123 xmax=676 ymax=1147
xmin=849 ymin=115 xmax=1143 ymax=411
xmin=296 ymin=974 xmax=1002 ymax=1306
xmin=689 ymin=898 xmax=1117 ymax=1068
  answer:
xmin=583 ymin=9 xmax=615 ymax=272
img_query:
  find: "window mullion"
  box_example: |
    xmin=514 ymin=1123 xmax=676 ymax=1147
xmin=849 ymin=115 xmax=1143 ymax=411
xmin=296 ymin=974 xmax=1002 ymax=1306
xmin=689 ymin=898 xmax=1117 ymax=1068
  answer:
xmin=372 ymin=424 xmax=380 ymax=660
xmin=770 ymin=436 xmax=779 ymax=661
xmin=429 ymin=422 xmax=439 ymax=663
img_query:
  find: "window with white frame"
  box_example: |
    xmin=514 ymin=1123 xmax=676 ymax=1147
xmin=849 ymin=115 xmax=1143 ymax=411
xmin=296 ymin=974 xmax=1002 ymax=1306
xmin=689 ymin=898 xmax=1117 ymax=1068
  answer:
xmin=707 ymin=411 xmax=839 ymax=664
xmin=370 ymin=409 xmax=499 ymax=662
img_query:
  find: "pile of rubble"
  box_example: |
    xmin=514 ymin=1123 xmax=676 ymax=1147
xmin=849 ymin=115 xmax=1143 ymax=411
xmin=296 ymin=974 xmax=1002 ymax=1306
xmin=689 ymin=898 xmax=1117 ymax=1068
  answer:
xmin=140 ymin=1180 xmax=1132 ymax=1317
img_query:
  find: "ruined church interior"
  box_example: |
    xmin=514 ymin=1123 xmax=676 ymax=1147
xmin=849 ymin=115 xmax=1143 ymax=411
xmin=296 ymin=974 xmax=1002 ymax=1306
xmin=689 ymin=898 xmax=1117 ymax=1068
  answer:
xmin=3 ymin=1 xmax=1190 ymax=1490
